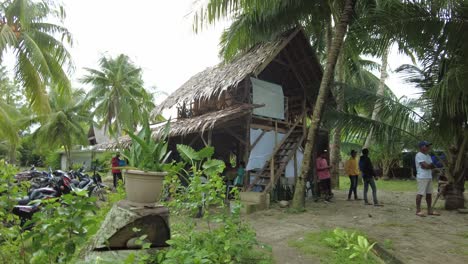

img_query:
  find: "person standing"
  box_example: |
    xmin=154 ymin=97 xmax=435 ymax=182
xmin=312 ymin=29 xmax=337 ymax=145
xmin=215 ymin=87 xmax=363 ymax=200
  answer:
xmin=344 ymin=150 xmax=360 ymax=200
xmin=316 ymin=150 xmax=333 ymax=201
xmin=359 ymin=148 xmax=382 ymax=206
xmin=111 ymin=152 xmax=123 ymax=188
xmin=234 ymin=161 xmax=245 ymax=187
xmin=415 ymin=141 xmax=440 ymax=217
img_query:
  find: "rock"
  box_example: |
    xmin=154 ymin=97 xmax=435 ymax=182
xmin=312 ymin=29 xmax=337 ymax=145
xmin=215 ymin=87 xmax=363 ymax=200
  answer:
xmin=80 ymin=200 xmax=170 ymax=261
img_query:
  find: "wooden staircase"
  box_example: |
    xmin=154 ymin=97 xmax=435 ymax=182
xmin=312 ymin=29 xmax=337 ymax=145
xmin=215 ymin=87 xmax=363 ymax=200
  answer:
xmin=247 ymin=115 xmax=305 ymax=193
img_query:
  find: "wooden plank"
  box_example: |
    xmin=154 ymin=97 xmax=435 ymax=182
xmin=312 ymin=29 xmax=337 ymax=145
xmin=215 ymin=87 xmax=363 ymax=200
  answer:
xmin=252 ymin=115 xmax=292 ymax=126
xmin=250 ymin=123 xmax=287 ymax=133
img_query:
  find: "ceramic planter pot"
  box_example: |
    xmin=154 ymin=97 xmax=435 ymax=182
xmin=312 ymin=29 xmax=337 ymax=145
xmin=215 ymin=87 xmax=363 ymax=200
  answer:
xmin=125 ymin=170 xmax=167 ymax=204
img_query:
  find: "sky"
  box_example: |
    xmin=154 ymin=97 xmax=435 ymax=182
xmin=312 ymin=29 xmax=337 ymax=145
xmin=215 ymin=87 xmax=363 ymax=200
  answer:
xmin=5 ymin=0 xmax=422 ymax=105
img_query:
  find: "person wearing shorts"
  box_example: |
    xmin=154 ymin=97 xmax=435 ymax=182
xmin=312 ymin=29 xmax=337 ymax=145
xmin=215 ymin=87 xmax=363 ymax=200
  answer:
xmin=415 ymin=141 xmax=440 ymax=217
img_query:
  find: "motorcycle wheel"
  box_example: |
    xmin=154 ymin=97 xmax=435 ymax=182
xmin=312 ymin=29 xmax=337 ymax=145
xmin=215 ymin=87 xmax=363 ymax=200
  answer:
xmin=91 ymin=187 xmax=107 ymax=202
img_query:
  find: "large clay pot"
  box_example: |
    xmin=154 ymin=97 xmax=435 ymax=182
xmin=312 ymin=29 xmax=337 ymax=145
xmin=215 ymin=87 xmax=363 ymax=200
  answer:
xmin=125 ymin=170 xmax=167 ymax=204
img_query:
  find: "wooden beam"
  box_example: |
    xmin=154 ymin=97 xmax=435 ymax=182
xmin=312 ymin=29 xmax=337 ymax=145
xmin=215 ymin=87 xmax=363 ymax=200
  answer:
xmin=273 ymin=58 xmax=290 ymax=68
xmin=283 ymin=46 xmax=308 ymax=94
xmin=207 ymin=129 xmax=213 ymax=146
xmin=250 ymin=123 xmax=287 ymax=134
xmin=274 ymin=121 xmax=278 ymax=147
xmin=244 ymin=115 xmax=252 ymax=187
xmin=200 ymin=132 xmax=208 ymax=146
xmin=223 ymin=128 xmax=248 ymax=147
xmin=253 ymin=28 xmax=301 ymax=76
xmin=294 ymin=152 xmax=298 ymax=182
xmin=250 ymin=130 xmax=266 ymax=151
xmin=252 ymin=115 xmax=292 ymax=126
xmin=188 ymin=134 xmax=200 ymax=147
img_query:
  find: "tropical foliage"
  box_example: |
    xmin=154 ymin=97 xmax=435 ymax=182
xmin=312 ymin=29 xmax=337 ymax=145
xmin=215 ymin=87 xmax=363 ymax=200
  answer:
xmin=82 ymin=54 xmax=155 ymax=137
xmin=193 ymin=0 xmax=468 ymax=209
xmin=0 ymin=0 xmax=72 ymax=113
xmin=33 ymin=87 xmax=90 ymax=168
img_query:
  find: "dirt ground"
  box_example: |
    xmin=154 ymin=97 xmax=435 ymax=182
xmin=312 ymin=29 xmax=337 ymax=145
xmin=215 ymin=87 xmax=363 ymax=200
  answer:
xmin=244 ymin=189 xmax=468 ymax=264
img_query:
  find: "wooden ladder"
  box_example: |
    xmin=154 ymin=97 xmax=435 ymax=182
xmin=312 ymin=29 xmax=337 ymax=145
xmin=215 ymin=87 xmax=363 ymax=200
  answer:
xmin=247 ymin=115 xmax=305 ymax=193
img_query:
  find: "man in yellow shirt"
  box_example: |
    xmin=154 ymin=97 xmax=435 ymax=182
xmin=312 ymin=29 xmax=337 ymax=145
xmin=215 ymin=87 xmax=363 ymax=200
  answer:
xmin=344 ymin=150 xmax=360 ymax=200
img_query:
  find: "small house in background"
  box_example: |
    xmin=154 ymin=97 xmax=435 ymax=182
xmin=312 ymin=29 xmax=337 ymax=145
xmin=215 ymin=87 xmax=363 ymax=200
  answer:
xmin=101 ymin=28 xmax=329 ymax=211
xmin=58 ymin=126 xmax=113 ymax=171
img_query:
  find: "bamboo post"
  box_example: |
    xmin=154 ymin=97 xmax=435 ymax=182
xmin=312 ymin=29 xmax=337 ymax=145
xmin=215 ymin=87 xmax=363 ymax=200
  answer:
xmin=270 ymin=157 xmax=275 ymax=182
xmin=294 ymin=152 xmax=298 ymax=183
xmin=207 ymin=129 xmax=212 ymax=146
xmin=274 ymin=121 xmax=278 ymax=147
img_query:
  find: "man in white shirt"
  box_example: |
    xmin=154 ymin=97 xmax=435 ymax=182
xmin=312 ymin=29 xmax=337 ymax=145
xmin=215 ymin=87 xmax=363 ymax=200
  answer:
xmin=415 ymin=141 xmax=440 ymax=217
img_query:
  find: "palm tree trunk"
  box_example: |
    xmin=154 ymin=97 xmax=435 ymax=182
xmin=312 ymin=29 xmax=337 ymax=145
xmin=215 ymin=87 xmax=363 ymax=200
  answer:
xmin=8 ymin=144 xmax=17 ymax=165
xmin=292 ymin=0 xmax=357 ymax=210
xmin=330 ymin=52 xmax=345 ymax=188
xmin=364 ymin=47 xmax=390 ymax=148
xmin=64 ymin=145 xmax=72 ymax=170
xmin=444 ymin=129 xmax=467 ymax=209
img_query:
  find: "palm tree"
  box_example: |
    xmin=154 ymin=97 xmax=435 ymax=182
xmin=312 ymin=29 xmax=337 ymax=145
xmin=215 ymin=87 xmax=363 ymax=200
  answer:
xmin=365 ymin=0 xmax=468 ymax=208
xmin=0 ymin=0 xmax=73 ymax=113
xmin=194 ymin=0 xmax=360 ymax=210
xmin=82 ymin=54 xmax=155 ymax=137
xmin=33 ymin=88 xmax=90 ymax=168
xmin=0 ymin=66 xmax=28 ymax=163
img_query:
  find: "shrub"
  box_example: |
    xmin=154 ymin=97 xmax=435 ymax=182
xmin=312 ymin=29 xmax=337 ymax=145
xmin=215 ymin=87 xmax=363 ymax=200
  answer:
xmin=0 ymin=159 xmax=125 ymax=263
xmin=0 ymin=160 xmax=29 ymax=263
xmin=45 ymin=151 xmax=62 ymax=169
xmin=156 ymin=145 xmax=270 ymax=264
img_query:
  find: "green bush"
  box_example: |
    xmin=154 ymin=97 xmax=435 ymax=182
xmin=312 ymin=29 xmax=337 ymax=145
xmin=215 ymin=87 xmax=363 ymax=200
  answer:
xmin=0 ymin=160 xmax=30 ymax=263
xmin=45 ymin=151 xmax=62 ymax=169
xmin=0 ymin=159 xmax=125 ymax=263
xmin=94 ymin=152 xmax=114 ymax=173
xmin=155 ymin=145 xmax=271 ymax=264
xmin=290 ymin=229 xmax=380 ymax=264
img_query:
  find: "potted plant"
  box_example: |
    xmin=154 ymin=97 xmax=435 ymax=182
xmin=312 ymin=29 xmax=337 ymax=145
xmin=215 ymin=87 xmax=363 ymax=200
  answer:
xmin=123 ymin=121 xmax=171 ymax=204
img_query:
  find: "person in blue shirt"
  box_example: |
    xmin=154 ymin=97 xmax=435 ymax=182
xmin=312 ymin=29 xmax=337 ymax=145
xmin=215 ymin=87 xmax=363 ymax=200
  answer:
xmin=234 ymin=161 xmax=245 ymax=187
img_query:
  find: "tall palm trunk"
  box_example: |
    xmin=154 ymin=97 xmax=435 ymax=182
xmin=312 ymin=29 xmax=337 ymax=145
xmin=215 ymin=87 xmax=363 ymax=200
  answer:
xmin=444 ymin=129 xmax=467 ymax=209
xmin=292 ymin=0 xmax=357 ymax=210
xmin=8 ymin=144 xmax=17 ymax=165
xmin=364 ymin=47 xmax=390 ymax=149
xmin=330 ymin=52 xmax=345 ymax=188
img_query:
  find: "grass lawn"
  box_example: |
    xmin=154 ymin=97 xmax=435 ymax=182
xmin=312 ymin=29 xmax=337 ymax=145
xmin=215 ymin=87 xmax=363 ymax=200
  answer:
xmin=338 ymin=176 xmax=468 ymax=193
xmin=338 ymin=176 xmax=417 ymax=192
xmin=289 ymin=229 xmax=381 ymax=264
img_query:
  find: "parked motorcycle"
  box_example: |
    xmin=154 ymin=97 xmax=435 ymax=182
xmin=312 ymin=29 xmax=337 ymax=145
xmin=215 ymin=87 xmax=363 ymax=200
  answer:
xmin=14 ymin=165 xmax=48 ymax=182
xmin=12 ymin=173 xmax=72 ymax=226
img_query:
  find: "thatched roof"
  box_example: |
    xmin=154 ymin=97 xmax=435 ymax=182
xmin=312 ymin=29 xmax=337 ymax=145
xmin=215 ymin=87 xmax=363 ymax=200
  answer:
xmin=96 ymin=104 xmax=255 ymax=150
xmin=153 ymin=28 xmax=302 ymax=115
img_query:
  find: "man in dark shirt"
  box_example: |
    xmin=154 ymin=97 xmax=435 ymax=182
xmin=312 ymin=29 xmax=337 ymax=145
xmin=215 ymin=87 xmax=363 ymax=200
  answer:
xmin=111 ymin=152 xmax=123 ymax=188
xmin=359 ymin=148 xmax=383 ymax=206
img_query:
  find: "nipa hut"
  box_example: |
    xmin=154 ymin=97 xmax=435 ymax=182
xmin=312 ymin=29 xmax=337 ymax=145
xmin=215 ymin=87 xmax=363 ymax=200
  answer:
xmin=102 ymin=28 xmax=329 ymax=201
